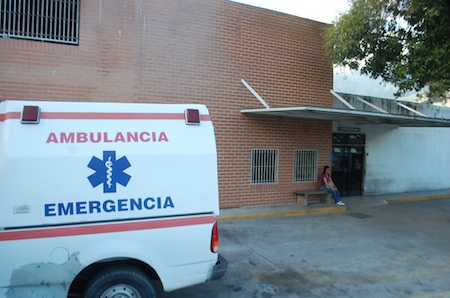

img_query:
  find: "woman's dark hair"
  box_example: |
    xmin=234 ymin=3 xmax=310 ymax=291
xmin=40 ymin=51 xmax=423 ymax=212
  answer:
xmin=322 ymin=166 xmax=330 ymax=174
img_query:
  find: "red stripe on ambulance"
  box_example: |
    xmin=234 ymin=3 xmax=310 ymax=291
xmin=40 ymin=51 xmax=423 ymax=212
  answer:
xmin=0 ymin=112 xmax=211 ymax=121
xmin=0 ymin=215 xmax=217 ymax=241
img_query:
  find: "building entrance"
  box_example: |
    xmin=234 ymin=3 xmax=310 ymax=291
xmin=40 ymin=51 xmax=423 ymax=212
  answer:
xmin=332 ymin=133 xmax=365 ymax=196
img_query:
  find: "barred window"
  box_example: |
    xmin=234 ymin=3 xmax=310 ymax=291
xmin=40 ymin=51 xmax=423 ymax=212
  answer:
xmin=0 ymin=0 xmax=80 ymax=44
xmin=251 ymin=149 xmax=278 ymax=184
xmin=294 ymin=150 xmax=318 ymax=182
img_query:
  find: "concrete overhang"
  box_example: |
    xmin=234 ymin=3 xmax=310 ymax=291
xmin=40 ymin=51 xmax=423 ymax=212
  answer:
xmin=240 ymin=106 xmax=450 ymax=127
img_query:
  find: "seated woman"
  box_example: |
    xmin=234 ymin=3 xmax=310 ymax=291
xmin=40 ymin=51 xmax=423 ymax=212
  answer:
xmin=320 ymin=166 xmax=345 ymax=206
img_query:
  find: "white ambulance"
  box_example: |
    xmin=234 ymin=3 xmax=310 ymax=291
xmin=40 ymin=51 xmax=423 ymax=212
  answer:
xmin=0 ymin=100 xmax=227 ymax=297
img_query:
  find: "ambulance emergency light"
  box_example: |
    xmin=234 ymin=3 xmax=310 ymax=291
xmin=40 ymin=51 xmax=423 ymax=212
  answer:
xmin=21 ymin=105 xmax=40 ymax=124
xmin=185 ymin=108 xmax=201 ymax=125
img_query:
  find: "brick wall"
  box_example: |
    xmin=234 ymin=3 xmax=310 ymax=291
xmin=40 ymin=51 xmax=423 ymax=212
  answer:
xmin=0 ymin=0 xmax=333 ymax=208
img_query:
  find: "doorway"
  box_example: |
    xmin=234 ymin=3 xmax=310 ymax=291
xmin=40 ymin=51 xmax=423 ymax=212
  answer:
xmin=332 ymin=133 xmax=365 ymax=196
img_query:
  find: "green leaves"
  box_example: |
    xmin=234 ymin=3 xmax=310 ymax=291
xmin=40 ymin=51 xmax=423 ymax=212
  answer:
xmin=323 ymin=0 xmax=450 ymax=101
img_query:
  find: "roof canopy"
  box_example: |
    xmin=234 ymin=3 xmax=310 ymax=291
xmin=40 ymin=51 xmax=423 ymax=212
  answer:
xmin=240 ymin=80 xmax=450 ymax=127
xmin=240 ymin=106 xmax=450 ymax=127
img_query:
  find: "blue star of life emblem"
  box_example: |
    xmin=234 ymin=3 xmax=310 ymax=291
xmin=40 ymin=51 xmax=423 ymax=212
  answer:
xmin=87 ymin=151 xmax=131 ymax=193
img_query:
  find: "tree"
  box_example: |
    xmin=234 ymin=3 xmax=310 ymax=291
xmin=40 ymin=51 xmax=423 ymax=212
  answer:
xmin=323 ymin=0 xmax=450 ymax=101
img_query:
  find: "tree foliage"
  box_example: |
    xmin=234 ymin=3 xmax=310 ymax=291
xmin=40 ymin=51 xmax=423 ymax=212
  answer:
xmin=323 ymin=0 xmax=450 ymax=101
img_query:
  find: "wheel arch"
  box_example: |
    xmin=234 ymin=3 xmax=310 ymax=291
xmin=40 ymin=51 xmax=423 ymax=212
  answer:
xmin=68 ymin=258 xmax=162 ymax=297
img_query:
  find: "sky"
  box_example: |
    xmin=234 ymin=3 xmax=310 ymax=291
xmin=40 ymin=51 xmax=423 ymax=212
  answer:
xmin=231 ymin=0 xmax=349 ymax=23
xmin=231 ymin=0 xmax=401 ymax=99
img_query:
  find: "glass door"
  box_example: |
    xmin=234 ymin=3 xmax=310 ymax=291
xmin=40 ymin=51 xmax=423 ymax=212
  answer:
xmin=332 ymin=134 xmax=365 ymax=196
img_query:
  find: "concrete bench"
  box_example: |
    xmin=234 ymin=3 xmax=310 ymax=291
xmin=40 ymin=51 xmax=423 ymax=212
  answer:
xmin=294 ymin=190 xmax=333 ymax=206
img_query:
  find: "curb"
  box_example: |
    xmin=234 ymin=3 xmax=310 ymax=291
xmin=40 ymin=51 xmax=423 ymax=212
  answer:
xmin=386 ymin=193 xmax=450 ymax=204
xmin=219 ymin=205 xmax=347 ymax=221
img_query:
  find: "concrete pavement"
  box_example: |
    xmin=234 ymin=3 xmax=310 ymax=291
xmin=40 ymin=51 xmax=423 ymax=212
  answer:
xmin=219 ymin=188 xmax=450 ymax=220
xmin=164 ymin=191 xmax=450 ymax=298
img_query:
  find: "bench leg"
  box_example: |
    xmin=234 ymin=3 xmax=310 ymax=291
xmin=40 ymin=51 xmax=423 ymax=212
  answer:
xmin=297 ymin=194 xmax=309 ymax=206
xmin=320 ymin=193 xmax=333 ymax=204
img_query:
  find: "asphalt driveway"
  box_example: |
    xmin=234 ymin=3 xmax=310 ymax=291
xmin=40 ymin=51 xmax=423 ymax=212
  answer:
xmin=160 ymin=198 xmax=450 ymax=298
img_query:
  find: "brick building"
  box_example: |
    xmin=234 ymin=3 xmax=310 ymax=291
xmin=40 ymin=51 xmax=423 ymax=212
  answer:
xmin=0 ymin=0 xmax=333 ymax=208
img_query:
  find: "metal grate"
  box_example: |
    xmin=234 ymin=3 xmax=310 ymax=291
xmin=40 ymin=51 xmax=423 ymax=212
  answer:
xmin=251 ymin=149 xmax=278 ymax=184
xmin=294 ymin=150 xmax=318 ymax=182
xmin=0 ymin=0 xmax=80 ymax=44
xmin=346 ymin=213 xmax=373 ymax=219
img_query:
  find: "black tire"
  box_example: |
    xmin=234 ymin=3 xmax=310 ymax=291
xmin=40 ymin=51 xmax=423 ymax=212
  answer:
xmin=84 ymin=265 xmax=156 ymax=298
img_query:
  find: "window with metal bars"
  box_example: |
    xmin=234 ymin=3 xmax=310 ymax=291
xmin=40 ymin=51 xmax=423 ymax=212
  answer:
xmin=294 ymin=149 xmax=318 ymax=182
xmin=0 ymin=0 xmax=80 ymax=44
xmin=251 ymin=149 xmax=278 ymax=184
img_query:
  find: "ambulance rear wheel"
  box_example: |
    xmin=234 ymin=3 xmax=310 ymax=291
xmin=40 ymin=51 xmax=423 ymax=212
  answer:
xmin=84 ymin=265 xmax=156 ymax=298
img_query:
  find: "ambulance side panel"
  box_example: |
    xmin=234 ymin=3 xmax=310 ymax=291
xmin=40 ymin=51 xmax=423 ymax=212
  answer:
xmin=0 ymin=101 xmax=222 ymax=296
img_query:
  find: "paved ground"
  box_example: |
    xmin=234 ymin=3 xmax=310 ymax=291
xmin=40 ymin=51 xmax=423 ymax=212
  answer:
xmin=159 ymin=190 xmax=450 ymax=298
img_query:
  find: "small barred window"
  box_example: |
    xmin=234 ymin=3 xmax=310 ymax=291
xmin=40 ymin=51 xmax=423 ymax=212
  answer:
xmin=251 ymin=149 xmax=279 ymax=184
xmin=0 ymin=0 xmax=80 ymax=44
xmin=294 ymin=149 xmax=318 ymax=182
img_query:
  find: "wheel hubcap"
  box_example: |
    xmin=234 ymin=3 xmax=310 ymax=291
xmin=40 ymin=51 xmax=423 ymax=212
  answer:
xmin=100 ymin=284 xmax=142 ymax=298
